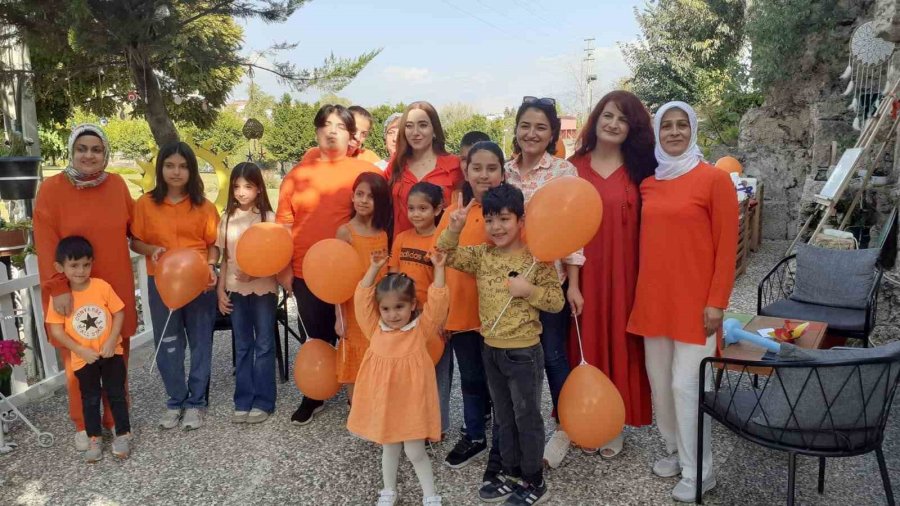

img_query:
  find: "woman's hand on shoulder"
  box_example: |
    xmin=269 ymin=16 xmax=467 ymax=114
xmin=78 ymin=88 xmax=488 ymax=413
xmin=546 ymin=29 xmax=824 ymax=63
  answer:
xmin=52 ymin=293 xmax=73 ymax=317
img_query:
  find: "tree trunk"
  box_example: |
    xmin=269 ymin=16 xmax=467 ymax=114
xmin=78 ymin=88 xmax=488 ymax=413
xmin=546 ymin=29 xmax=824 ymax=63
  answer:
xmin=127 ymin=46 xmax=179 ymax=147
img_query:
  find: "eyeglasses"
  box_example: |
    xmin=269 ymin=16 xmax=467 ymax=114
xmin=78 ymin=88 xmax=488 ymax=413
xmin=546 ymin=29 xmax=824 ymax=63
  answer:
xmin=522 ymin=96 xmax=556 ymax=106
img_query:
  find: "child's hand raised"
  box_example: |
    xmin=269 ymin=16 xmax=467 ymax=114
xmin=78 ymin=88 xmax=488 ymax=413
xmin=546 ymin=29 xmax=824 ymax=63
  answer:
xmin=370 ymin=249 xmax=389 ymax=269
xmin=429 ymin=249 xmax=447 ymax=267
xmin=448 ymin=193 xmax=476 ymax=233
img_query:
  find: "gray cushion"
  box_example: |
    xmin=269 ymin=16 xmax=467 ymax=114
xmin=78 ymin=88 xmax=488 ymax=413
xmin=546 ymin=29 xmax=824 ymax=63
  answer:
xmin=760 ymin=298 xmax=866 ymax=332
xmin=749 ymin=341 xmax=900 ymax=434
xmin=790 ymin=245 xmax=879 ymax=309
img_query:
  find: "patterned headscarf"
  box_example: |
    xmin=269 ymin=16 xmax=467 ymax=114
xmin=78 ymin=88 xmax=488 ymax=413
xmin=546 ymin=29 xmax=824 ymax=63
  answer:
xmin=64 ymin=123 xmax=110 ymax=189
xmin=653 ymin=101 xmax=704 ymax=181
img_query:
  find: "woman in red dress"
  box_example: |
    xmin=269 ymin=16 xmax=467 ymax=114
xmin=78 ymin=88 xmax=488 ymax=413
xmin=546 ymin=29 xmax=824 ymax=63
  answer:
xmin=568 ymin=91 xmax=656 ymax=457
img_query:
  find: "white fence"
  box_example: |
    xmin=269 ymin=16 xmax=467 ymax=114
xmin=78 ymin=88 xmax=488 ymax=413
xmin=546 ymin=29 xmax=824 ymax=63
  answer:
xmin=3 ymin=251 xmax=154 ymax=408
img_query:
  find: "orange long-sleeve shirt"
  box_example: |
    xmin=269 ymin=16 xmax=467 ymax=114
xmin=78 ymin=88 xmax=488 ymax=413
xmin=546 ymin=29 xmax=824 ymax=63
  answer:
xmin=434 ymin=199 xmax=489 ymax=332
xmin=33 ymin=173 xmax=137 ymax=343
xmin=387 ymin=154 xmax=463 ymax=238
xmin=626 ymin=162 xmax=738 ymax=345
xmin=276 ymin=158 xmax=379 ymax=278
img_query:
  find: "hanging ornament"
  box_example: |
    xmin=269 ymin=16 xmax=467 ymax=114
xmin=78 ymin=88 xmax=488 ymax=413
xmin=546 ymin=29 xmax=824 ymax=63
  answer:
xmin=242 ymin=118 xmax=264 ymax=140
xmin=173 ymin=95 xmax=183 ymax=105
xmin=843 ymin=22 xmax=896 ymax=137
xmin=127 ymin=90 xmax=139 ymax=102
xmin=99 ymin=117 xmax=109 ymax=127
xmin=201 ymin=99 xmax=209 ymax=112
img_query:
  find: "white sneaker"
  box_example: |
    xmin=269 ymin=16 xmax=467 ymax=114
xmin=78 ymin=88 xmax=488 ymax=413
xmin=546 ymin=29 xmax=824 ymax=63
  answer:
xmin=376 ymin=489 xmax=397 ymax=505
xmin=247 ymin=408 xmax=269 ymax=424
xmin=422 ymin=495 xmax=442 ymax=505
xmin=232 ymin=411 xmax=249 ymax=424
xmin=672 ymin=475 xmax=717 ymax=502
xmin=158 ymin=409 xmax=182 ymax=429
xmin=653 ymin=453 xmax=682 ymax=478
xmin=542 ymin=429 xmax=571 ymax=468
xmin=74 ymin=430 xmax=90 ymax=451
xmin=181 ymin=408 xmax=203 ymax=430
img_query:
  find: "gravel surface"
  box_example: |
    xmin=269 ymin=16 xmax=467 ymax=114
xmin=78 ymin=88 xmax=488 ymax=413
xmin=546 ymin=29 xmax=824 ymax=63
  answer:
xmin=1 ymin=239 xmax=897 ymax=505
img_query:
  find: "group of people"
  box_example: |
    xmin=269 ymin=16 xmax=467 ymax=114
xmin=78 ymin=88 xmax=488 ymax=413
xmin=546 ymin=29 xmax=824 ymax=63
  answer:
xmin=31 ymin=90 xmax=738 ymax=506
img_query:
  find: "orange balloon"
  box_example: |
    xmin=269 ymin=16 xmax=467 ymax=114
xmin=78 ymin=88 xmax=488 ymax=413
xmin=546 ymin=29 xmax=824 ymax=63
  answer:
xmin=302 ymin=239 xmax=365 ymax=304
xmin=426 ymin=336 xmax=444 ymax=365
xmin=236 ymin=222 xmax=293 ymax=277
xmin=155 ymin=249 xmax=209 ymax=310
xmin=559 ymin=364 xmax=625 ymax=448
xmin=715 ymin=156 xmax=742 ymax=175
xmin=525 ymin=176 xmax=603 ymax=261
xmin=293 ymin=339 xmax=341 ymax=400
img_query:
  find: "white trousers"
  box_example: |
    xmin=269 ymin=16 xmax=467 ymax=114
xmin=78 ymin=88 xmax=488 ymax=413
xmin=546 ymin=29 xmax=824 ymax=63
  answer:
xmin=644 ymin=334 xmax=716 ymax=482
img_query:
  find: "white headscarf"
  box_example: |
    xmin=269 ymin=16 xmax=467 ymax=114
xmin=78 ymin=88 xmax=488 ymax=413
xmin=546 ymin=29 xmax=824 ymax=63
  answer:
xmin=653 ymin=101 xmax=704 ymax=181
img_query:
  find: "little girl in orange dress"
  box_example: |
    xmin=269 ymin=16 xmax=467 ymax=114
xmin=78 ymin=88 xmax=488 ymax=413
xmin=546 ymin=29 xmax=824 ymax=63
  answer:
xmin=335 ymin=173 xmax=391 ymax=399
xmin=347 ymin=249 xmax=448 ymax=506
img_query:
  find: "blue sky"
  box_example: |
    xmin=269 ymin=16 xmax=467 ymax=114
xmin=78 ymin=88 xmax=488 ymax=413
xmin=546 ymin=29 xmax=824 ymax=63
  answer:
xmin=235 ymin=0 xmax=643 ymax=114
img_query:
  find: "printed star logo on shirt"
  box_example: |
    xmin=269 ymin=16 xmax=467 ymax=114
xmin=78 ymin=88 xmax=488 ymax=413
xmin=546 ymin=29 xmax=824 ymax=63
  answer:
xmin=72 ymin=305 xmax=107 ymax=340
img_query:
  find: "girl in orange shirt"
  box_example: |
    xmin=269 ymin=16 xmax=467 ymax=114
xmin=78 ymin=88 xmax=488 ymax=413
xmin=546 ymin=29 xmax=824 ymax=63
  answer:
xmin=131 ymin=142 xmax=220 ymax=432
xmin=347 ymin=249 xmax=449 ymax=506
xmin=389 ymin=181 xmax=453 ymax=438
xmin=335 ymin=172 xmax=391 ymax=399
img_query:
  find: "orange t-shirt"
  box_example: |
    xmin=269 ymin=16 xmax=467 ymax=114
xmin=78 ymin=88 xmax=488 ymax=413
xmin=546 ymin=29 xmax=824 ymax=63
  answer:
xmin=386 ymin=154 xmax=463 ymax=238
xmin=434 ymin=200 xmax=489 ymax=332
xmin=45 ymin=278 xmax=126 ymax=371
xmin=276 ymin=158 xmax=380 ymax=278
xmin=131 ymin=194 xmax=220 ymax=276
xmin=301 ymin=146 xmax=382 ymax=166
xmin=389 ymin=229 xmax=435 ymax=305
xmin=627 ymin=163 xmax=739 ymax=345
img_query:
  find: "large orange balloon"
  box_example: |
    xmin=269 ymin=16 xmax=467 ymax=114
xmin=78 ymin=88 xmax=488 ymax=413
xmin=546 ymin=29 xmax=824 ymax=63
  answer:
xmin=155 ymin=249 xmax=209 ymax=310
xmin=293 ymin=339 xmax=341 ymax=400
xmin=426 ymin=336 xmax=443 ymax=365
xmin=715 ymin=156 xmax=742 ymax=175
xmin=559 ymin=364 xmax=625 ymax=448
xmin=525 ymin=176 xmax=603 ymax=261
xmin=236 ymin=222 xmax=293 ymax=277
xmin=302 ymin=239 xmax=365 ymax=304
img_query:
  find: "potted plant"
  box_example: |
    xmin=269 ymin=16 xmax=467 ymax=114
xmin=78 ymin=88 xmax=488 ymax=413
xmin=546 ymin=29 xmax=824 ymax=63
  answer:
xmin=0 ymin=339 xmax=26 ymax=397
xmin=0 ymin=131 xmax=41 ymax=200
xmin=0 ymin=219 xmax=31 ymax=257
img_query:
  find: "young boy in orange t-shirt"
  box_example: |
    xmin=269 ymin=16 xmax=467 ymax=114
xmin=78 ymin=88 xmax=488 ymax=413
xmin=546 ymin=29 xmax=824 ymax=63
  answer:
xmin=46 ymin=236 xmax=130 ymax=463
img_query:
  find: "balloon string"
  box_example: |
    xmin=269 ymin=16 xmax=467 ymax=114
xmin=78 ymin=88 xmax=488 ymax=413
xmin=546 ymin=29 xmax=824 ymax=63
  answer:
xmin=292 ymin=289 xmax=310 ymax=340
xmin=573 ymin=313 xmax=587 ymax=366
xmin=338 ymin=303 xmax=346 ymax=363
xmin=488 ymin=259 xmax=538 ymax=335
xmin=148 ymin=310 xmax=173 ymax=374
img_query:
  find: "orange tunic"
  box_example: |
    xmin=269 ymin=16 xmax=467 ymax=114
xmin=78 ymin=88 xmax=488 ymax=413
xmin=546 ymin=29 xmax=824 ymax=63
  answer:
xmin=337 ymin=224 xmax=388 ymax=383
xmin=627 ymin=162 xmax=739 ymax=345
xmin=275 ymin=158 xmax=379 ymax=278
xmin=434 ymin=200 xmax=489 ymax=332
xmin=130 ymin=195 xmax=219 ymax=276
xmin=386 ymin=154 xmax=463 ymax=238
xmin=33 ymin=173 xmax=136 ymax=431
xmin=347 ymin=283 xmax=449 ymax=444
xmin=388 ymin=229 xmax=435 ymax=305
xmin=300 ymin=146 xmax=382 ymax=166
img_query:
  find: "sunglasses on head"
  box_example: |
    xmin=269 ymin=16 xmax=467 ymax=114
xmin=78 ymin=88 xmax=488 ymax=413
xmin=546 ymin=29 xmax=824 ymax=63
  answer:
xmin=522 ymin=96 xmax=556 ymax=107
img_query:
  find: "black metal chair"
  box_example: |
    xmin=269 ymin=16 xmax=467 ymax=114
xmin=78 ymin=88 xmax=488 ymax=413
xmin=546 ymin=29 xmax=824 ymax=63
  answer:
xmin=696 ymin=343 xmax=900 ymax=505
xmin=757 ymin=250 xmax=883 ymax=347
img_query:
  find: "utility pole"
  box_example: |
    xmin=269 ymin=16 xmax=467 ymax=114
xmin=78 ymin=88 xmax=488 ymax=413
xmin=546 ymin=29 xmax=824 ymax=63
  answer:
xmin=583 ymin=38 xmax=597 ymax=116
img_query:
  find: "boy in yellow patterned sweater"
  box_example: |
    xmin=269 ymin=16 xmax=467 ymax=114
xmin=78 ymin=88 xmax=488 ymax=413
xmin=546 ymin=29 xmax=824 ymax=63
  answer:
xmin=437 ymin=183 xmax=563 ymax=505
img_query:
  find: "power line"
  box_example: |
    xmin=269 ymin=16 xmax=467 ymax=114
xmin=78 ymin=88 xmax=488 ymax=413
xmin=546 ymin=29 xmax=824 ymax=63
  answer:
xmin=437 ymin=0 xmax=521 ymax=40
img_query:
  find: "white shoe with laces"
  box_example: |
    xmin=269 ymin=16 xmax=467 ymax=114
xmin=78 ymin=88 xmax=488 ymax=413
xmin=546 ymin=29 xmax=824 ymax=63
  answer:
xmin=672 ymin=475 xmax=717 ymax=502
xmin=542 ymin=429 xmax=571 ymax=468
xmin=375 ymin=489 xmax=397 ymax=506
xmin=74 ymin=430 xmax=89 ymax=451
xmin=653 ymin=452 xmax=682 ymax=478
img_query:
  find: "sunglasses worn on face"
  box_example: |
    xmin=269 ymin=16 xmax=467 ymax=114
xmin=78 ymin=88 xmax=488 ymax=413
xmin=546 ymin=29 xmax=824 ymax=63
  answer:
xmin=522 ymin=96 xmax=556 ymax=106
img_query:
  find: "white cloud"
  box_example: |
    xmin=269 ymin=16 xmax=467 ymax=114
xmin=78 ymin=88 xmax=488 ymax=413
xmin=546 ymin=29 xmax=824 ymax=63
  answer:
xmin=382 ymin=66 xmax=432 ymax=83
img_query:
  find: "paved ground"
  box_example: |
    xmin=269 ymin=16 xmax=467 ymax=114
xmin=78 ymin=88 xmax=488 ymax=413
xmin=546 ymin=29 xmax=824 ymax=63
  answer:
xmin=1 ymin=240 xmax=898 ymax=505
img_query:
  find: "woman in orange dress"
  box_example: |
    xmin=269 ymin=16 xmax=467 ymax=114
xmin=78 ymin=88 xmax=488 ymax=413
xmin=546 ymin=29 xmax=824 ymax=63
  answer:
xmin=347 ymin=250 xmax=449 ymax=506
xmin=335 ymin=172 xmax=391 ymax=398
xmin=627 ymin=101 xmax=738 ymax=503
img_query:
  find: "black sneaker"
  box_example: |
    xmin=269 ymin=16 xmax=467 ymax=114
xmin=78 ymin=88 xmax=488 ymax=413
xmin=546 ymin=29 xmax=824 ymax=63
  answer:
xmin=504 ymin=481 xmax=549 ymax=506
xmin=444 ymin=436 xmax=487 ymax=468
xmin=291 ymin=397 xmax=324 ymax=426
xmin=479 ymin=473 xmax=520 ymax=503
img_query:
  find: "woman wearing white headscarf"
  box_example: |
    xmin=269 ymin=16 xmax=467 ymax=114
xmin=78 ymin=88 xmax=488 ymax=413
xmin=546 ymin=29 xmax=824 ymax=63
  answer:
xmin=34 ymin=124 xmax=137 ymax=453
xmin=626 ymin=102 xmax=738 ymax=502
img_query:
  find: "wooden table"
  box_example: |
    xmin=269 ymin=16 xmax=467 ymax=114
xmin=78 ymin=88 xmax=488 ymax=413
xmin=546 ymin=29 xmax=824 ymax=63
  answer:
xmin=720 ymin=315 xmax=828 ymax=375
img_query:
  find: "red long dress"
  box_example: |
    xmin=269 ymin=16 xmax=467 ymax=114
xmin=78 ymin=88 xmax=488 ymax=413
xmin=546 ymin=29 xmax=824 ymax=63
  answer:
xmin=568 ymin=155 xmax=652 ymax=426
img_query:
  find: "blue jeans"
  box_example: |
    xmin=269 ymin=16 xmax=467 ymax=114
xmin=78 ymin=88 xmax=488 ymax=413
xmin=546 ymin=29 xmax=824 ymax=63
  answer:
xmin=230 ymin=292 xmax=277 ymax=413
xmin=148 ymin=276 xmax=216 ymax=410
xmin=451 ymin=330 xmax=489 ymax=441
xmin=540 ymin=303 xmax=571 ymax=420
xmin=435 ymin=341 xmax=454 ymax=434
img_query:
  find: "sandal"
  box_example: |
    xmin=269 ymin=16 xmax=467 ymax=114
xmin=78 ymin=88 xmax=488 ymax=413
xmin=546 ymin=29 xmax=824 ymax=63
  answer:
xmin=599 ymin=433 xmax=624 ymax=460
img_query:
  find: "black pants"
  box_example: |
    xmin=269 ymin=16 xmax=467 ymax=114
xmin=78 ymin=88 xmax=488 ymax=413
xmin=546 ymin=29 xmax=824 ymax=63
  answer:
xmin=292 ymin=277 xmax=338 ymax=345
xmin=482 ymin=343 xmax=545 ymax=486
xmin=74 ymin=355 xmax=130 ymax=437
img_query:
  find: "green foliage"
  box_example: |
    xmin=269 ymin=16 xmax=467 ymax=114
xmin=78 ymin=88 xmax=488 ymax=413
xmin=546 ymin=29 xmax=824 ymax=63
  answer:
xmin=182 ymin=110 xmax=245 ymax=155
xmin=38 ymin=126 xmax=67 ymax=165
xmin=104 ymin=118 xmax=155 ymax=159
xmin=745 ymin=0 xmax=843 ymax=92
xmin=263 ymin=98 xmax=319 ymax=164
xmin=364 ymin=103 xmax=407 ymax=159
xmin=444 ymin=115 xmax=508 ymax=155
